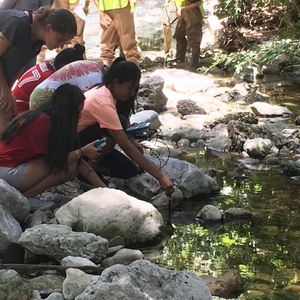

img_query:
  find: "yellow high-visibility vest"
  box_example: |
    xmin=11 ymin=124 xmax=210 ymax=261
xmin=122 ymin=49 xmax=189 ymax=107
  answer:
xmin=98 ymin=0 xmax=128 ymax=11
xmin=174 ymin=0 xmax=204 ymax=17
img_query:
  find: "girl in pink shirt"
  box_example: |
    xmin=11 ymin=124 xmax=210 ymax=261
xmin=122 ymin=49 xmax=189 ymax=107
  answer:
xmin=78 ymin=57 xmax=174 ymax=196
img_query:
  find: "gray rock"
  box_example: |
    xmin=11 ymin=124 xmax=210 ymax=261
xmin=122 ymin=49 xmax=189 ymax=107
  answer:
xmin=0 ymin=204 xmax=23 ymax=257
xmin=0 ymin=269 xmax=32 ymax=300
xmin=129 ymin=156 xmax=219 ymax=198
xmin=279 ymin=159 xmax=300 ymax=176
xmin=18 ymin=224 xmax=108 ymax=263
xmin=137 ymin=75 xmax=168 ymax=112
xmin=197 ymin=205 xmax=223 ymax=222
xmin=0 ymin=179 xmax=30 ymax=223
xmin=44 ymin=292 xmax=65 ymax=300
xmin=224 ymin=208 xmax=252 ymax=221
xmin=101 ymin=248 xmax=144 ymax=268
xmin=76 ymin=260 xmax=212 ymax=300
xmin=63 ymin=268 xmax=99 ymax=300
xmin=250 ymin=102 xmax=293 ymax=117
xmin=61 ymin=256 xmax=97 ymax=268
xmin=206 ymin=135 xmax=232 ymax=152
xmin=243 ymin=138 xmax=278 ymax=159
xmin=130 ymin=110 xmax=162 ymax=129
xmin=177 ymin=99 xmax=206 ymax=116
xmin=30 ymin=274 xmax=64 ymax=295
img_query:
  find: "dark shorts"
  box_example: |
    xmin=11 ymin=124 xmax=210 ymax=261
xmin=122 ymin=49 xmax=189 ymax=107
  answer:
xmin=79 ymin=115 xmax=138 ymax=179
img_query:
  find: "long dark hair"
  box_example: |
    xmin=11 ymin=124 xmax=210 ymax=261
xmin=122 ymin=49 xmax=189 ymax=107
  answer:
xmin=1 ymin=84 xmax=85 ymax=173
xmin=54 ymin=43 xmax=85 ymax=70
xmin=103 ymin=57 xmax=141 ymax=87
xmin=102 ymin=57 xmax=141 ymax=118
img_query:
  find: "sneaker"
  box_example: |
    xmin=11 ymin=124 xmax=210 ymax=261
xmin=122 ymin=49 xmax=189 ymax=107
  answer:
xmin=43 ymin=193 xmax=71 ymax=208
xmin=27 ymin=196 xmax=55 ymax=212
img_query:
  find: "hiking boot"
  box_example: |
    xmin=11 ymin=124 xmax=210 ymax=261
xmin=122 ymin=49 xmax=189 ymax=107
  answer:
xmin=27 ymin=196 xmax=55 ymax=212
xmin=187 ymin=49 xmax=200 ymax=72
xmin=169 ymin=60 xmax=189 ymax=69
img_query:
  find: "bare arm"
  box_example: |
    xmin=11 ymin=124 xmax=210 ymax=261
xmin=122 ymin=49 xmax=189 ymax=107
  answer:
xmin=176 ymin=1 xmax=201 ymax=16
xmin=108 ymin=129 xmax=174 ymax=196
xmin=67 ymin=140 xmax=103 ymax=165
xmin=0 ymin=32 xmax=16 ymax=112
xmin=92 ymin=0 xmax=113 ymax=25
xmin=78 ymin=160 xmax=107 ymax=187
xmin=128 ymin=135 xmax=144 ymax=154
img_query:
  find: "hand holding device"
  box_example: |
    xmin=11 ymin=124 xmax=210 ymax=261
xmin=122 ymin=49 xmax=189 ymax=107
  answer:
xmin=94 ymin=137 xmax=107 ymax=148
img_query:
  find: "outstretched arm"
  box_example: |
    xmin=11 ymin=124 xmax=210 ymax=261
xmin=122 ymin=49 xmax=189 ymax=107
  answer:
xmin=176 ymin=0 xmax=201 ymax=16
xmin=78 ymin=159 xmax=107 ymax=187
xmin=109 ymin=129 xmax=174 ymax=196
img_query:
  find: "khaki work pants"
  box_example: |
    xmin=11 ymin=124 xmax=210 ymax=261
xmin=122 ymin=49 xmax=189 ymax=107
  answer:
xmin=70 ymin=0 xmax=89 ymax=46
xmin=100 ymin=4 xmax=141 ymax=65
xmin=52 ymin=0 xmax=69 ymax=9
xmin=174 ymin=7 xmax=203 ymax=62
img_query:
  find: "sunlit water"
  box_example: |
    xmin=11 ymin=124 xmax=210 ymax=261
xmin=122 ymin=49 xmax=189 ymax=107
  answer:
xmin=151 ymin=75 xmax=300 ymax=299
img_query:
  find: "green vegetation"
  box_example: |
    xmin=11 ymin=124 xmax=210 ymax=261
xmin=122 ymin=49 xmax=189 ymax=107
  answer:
xmin=217 ymin=0 xmax=294 ymax=27
xmin=202 ymin=39 xmax=300 ymax=74
xmin=202 ymin=0 xmax=300 ymax=74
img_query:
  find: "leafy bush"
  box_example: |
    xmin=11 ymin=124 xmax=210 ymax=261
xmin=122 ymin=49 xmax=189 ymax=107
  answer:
xmin=203 ymin=39 xmax=300 ymax=73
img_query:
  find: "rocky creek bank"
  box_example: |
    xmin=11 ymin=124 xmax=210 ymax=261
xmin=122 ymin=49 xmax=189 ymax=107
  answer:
xmin=1 ymin=65 xmax=300 ymax=299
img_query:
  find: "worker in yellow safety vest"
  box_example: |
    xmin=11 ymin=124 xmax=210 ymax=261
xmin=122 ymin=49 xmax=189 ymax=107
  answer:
xmin=172 ymin=0 xmax=204 ymax=71
xmin=91 ymin=0 xmax=141 ymax=66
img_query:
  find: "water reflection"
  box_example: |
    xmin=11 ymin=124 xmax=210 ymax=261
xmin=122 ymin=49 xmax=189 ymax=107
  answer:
xmin=155 ymin=79 xmax=300 ymax=299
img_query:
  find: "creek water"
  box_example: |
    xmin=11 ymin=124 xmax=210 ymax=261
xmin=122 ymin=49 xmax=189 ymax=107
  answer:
xmin=147 ymin=75 xmax=300 ymax=300
xmin=84 ymin=7 xmax=300 ymax=298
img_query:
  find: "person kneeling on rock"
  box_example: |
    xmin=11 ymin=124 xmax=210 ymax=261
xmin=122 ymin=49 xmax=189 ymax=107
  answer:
xmin=0 ymin=84 xmax=106 ymax=212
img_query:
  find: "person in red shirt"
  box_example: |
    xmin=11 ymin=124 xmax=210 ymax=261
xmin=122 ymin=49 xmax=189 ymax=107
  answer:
xmin=12 ymin=43 xmax=85 ymax=115
xmin=0 ymin=83 xmax=106 ymax=212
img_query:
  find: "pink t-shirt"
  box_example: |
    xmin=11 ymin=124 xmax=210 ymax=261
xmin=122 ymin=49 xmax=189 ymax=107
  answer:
xmin=78 ymin=86 xmax=123 ymax=132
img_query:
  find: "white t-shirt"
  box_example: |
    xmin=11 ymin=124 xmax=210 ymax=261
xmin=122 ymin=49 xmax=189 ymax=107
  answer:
xmin=29 ymin=60 xmax=104 ymax=109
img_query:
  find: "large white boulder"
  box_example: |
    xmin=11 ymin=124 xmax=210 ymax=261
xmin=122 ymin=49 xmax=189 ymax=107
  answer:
xmin=55 ymin=188 xmax=164 ymax=245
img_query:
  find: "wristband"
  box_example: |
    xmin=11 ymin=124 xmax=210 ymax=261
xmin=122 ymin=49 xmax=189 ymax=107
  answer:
xmin=75 ymin=150 xmax=81 ymax=160
xmin=79 ymin=148 xmax=84 ymax=158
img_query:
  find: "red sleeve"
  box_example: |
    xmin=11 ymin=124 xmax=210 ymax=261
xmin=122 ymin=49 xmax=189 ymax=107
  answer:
xmin=13 ymin=61 xmax=55 ymax=103
xmin=27 ymin=114 xmax=51 ymax=154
